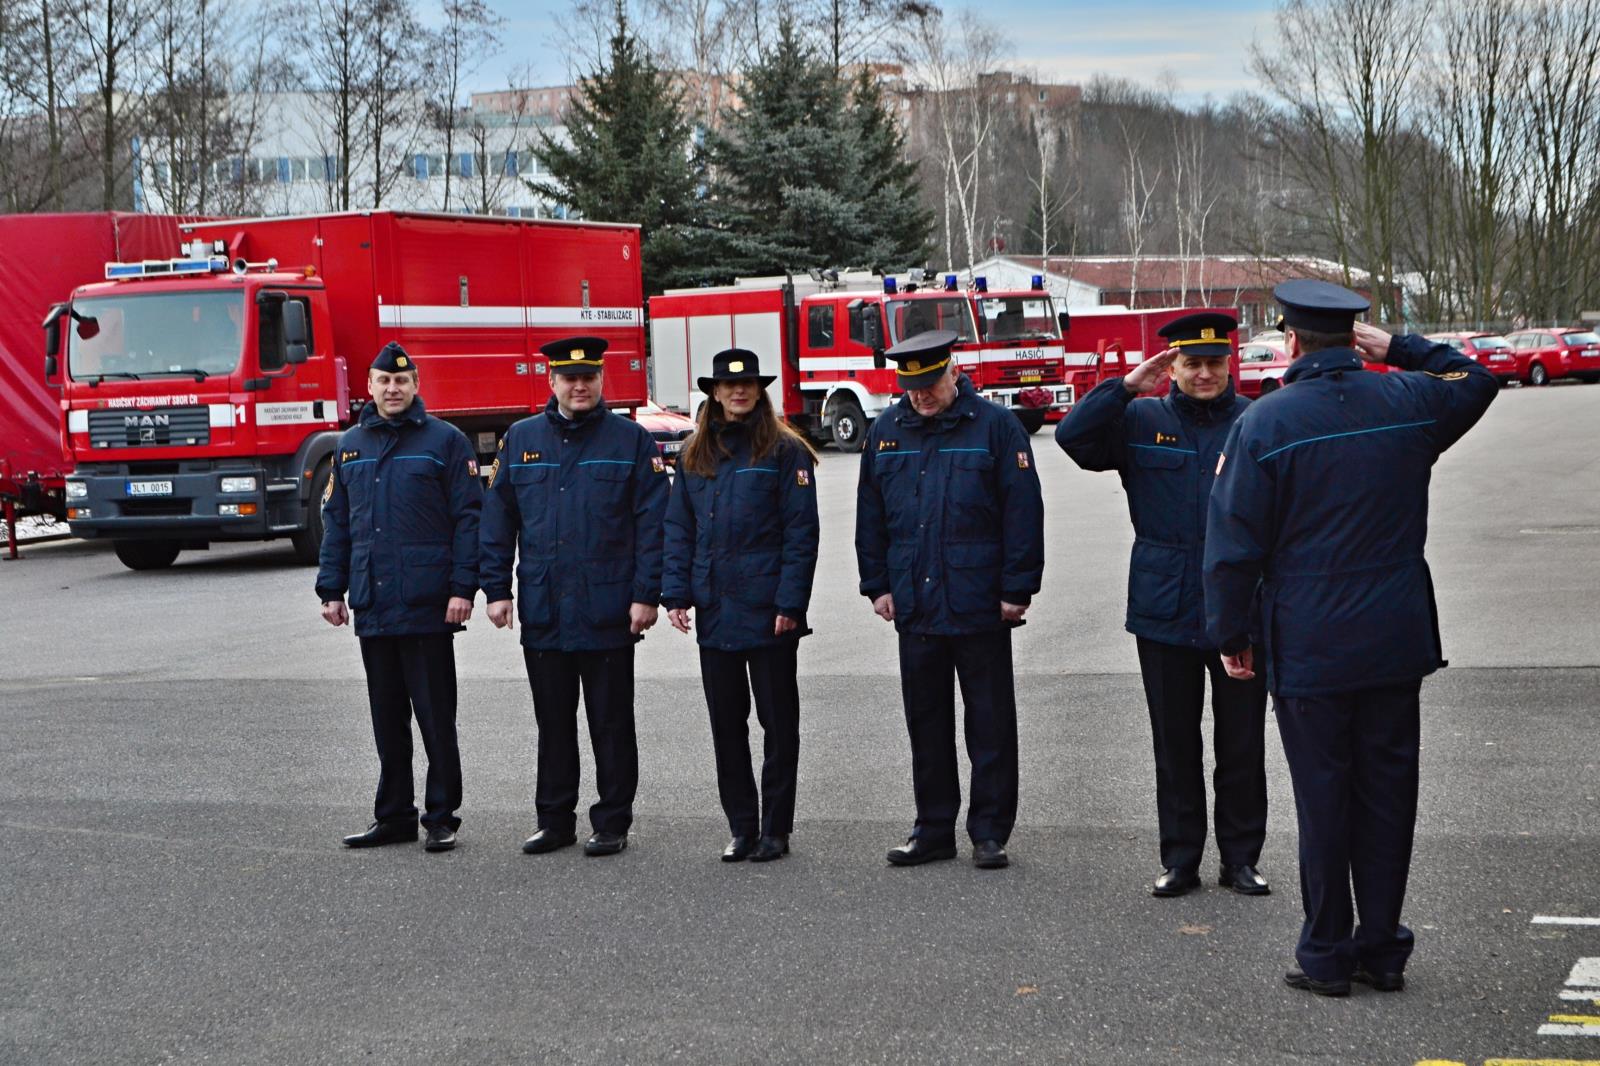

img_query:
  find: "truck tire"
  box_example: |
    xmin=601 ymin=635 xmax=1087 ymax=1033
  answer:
xmin=830 ymin=397 xmax=867 ymax=453
xmin=290 ymin=459 xmax=332 ymax=565
xmin=114 ymin=539 xmax=180 ymax=571
xmin=1013 ymin=408 xmax=1047 ymax=435
xmin=1530 ymin=363 xmax=1548 ymax=386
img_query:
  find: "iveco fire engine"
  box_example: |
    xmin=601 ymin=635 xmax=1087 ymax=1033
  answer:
xmin=48 ymin=210 xmax=647 ymax=570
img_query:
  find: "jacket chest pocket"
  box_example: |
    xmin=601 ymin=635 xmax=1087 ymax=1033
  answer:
xmin=732 ymin=467 xmax=780 ymax=536
xmin=1131 ymin=446 xmax=1192 ymax=513
xmin=395 ymin=460 xmax=445 ymax=529
xmin=582 ymin=461 xmax=633 ymax=553
xmin=944 ymin=450 xmax=996 ymax=537
xmin=510 ymin=464 xmax=555 ymax=536
xmin=874 ymin=452 xmax=918 ymax=522
xmin=342 ymin=461 xmax=377 ymax=516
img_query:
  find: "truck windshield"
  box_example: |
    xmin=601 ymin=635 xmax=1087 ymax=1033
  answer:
xmin=886 ymin=297 xmax=977 ymax=344
xmin=978 ymin=295 xmax=1060 ymax=340
xmin=68 ymin=291 xmax=245 ymax=381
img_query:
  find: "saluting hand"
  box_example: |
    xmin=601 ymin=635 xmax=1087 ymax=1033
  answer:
xmin=668 ymin=607 xmax=692 ymax=634
xmin=487 ymin=599 xmax=515 ymax=629
xmin=1124 ymin=347 xmax=1179 ymax=394
xmin=1352 ymin=322 xmax=1394 ymax=363
xmin=872 ymin=593 xmax=895 ymax=623
xmin=321 ymin=600 xmax=349 ymax=627
xmin=630 ymin=603 xmax=659 ymax=635
xmin=445 ymin=596 xmax=473 ymax=625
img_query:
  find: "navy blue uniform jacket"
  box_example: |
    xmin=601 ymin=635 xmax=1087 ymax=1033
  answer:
xmin=315 ymin=398 xmax=483 ymax=637
xmin=1057 ymin=378 xmax=1249 ymax=648
xmin=479 ymin=399 xmax=669 ymax=651
xmin=1203 ymin=335 xmax=1498 ymax=696
xmin=660 ymin=421 xmax=820 ymax=651
xmin=855 ymin=376 xmax=1045 ymax=635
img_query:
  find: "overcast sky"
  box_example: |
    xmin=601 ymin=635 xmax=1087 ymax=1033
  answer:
xmin=467 ymin=0 xmax=1283 ymax=103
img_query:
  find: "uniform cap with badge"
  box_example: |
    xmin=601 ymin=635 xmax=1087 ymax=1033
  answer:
xmin=698 ymin=347 xmax=775 ymax=394
xmin=886 ymin=329 xmax=958 ymax=389
xmin=1273 ymin=279 xmax=1370 ymax=333
xmin=540 ymin=335 xmax=608 ymax=375
xmin=371 ymin=341 xmax=415 ymax=373
xmin=1157 ymin=311 xmax=1237 ymax=357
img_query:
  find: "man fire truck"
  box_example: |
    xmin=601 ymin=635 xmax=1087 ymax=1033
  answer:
xmin=47 ymin=210 xmax=647 ymax=570
xmin=648 ymin=272 xmax=1073 ymax=451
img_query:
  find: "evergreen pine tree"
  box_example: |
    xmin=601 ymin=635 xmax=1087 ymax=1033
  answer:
xmin=526 ymin=0 xmax=700 ymax=295
xmin=848 ymin=67 xmax=933 ymax=272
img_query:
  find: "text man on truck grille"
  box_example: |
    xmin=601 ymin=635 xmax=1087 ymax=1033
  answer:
xmin=855 ymin=329 xmax=1045 ymax=871
xmin=316 ymin=342 xmax=483 ymax=853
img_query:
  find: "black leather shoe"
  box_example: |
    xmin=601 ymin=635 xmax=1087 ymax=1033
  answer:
xmin=1351 ymin=966 xmax=1405 ymax=992
xmin=1152 ymin=867 xmax=1201 ymax=897
xmin=1219 ymin=864 xmax=1270 ymax=895
xmin=584 ymin=831 xmax=628 ymax=856
xmin=521 ymin=828 xmax=576 ymax=854
xmin=972 ymin=840 xmax=1009 ymax=869
xmin=342 ymin=821 xmax=418 ymax=848
xmin=722 ymin=835 xmax=755 ymax=862
xmin=1284 ymin=970 xmax=1351 ymax=997
xmin=749 ymin=835 xmax=789 ymax=862
xmin=424 ymin=825 xmax=457 ymax=852
xmin=886 ymin=837 xmax=957 ymax=866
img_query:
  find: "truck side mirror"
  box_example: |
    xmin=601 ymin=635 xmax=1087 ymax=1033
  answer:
xmin=873 ymin=348 xmax=886 ymax=370
xmin=76 ymin=316 xmax=99 ymax=340
xmin=283 ymin=300 xmax=309 ymax=365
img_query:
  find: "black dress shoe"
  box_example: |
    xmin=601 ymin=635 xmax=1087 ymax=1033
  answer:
xmin=584 ymin=831 xmax=628 ymax=856
xmin=972 ymin=840 xmax=1009 ymax=869
xmin=1284 ymin=970 xmax=1351 ymax=997
xmin=1219 ymin=864 xmax=1270 ymax=895
xmin=722 ymin=835 xmax=755 ymax=862
xmin=1351 ymin=966 xmax=1405 ymax=992
xmin=749 ymin=835 xmax=789 ymax=862
xmin=886 ymin=837 xmax=957 ymax=866
xmin=1152 ymin=867 xmax=1201 ymax=897
xmin=424 ymin=826 xmax=457 ymax=852
xmin=342 ymin=821 xmax=418 ymax=848
xmin=521 ymin=828 xmax=577 ymax=854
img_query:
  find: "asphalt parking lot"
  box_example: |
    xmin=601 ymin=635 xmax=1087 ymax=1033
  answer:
xmin=3 ymin=381 xmax=1598 ymax=1065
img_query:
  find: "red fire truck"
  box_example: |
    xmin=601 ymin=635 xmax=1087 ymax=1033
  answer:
xmin=1059 ymin=305 xmax=1242 ymax=400
xmin=49 ymin=210 xmax=646 ymax=570
xmin=648 ymin=272 xmax=1071 ymax=450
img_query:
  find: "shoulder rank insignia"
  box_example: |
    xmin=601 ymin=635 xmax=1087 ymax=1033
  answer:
xmin=651 ymin=455 xmax=666 ymax=474
xmin=796 ymin=468 xmax=812 ymax=487
xmin=1425 ymin=370 xmax=1470 ymax=381
xmin=522 ymin=450 xmax=540 ymax=463
xmin=878 ymin=439 xmax=897 ymax=451
xmin=1016 ymin=451 xmax=1030 ymax=470
xmin=1154 ymin=432 xmax=1178 ymax=445
xmin=340 ymin=448 xmax=361 ymax=463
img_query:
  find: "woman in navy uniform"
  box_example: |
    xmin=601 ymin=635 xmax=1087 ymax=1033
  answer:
xmin=480 ymin=336 xmax=670 ymax=858
xmin=1205 ymin=280 xmax=1498 ymax=996
xmin=1057 ymin=312 xmax=1270 ymax=900
xmin=855 ymin=330 xmax=1045 ymax=870
xmin=661 ymin=349 xmax=821 ymax=863
xmin=316 ymin=342 xmax=483 ymax=853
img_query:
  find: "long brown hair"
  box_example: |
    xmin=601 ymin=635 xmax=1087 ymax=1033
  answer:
xmin=679 ymin=388 xmax=820 ymax=478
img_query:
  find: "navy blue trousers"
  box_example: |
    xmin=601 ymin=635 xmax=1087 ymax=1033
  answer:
xmin=897 ymin=629 xmax=1018 ymax=846
xmin=358 ymin=632 xmax=462 ymax=831
xmin=699 ymin=641 xmax=802 ymax=838
xmin=523 ymin=646 xmax=638 ymax=837
xmin=1275 ymin=681 xmax=1421 ymax=981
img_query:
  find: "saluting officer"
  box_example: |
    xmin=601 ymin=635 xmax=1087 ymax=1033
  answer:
xmin=856 ymin=330 xmax=1045 ymax=870
xmin=316 ymin=341 xmax=483 ymax=853
xmin=1057 ymin=312 xmax=1270 ymax=899
xmin=662 ymin=349 xmax=821 ymax=864
xmin=1205 ymin=281 xmax=1498 ymax=997
xmin=480 ymin=336 xmax=669 ymax=858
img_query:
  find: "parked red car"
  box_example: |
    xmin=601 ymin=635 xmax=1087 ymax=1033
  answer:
xmin=1236 ymin=335 xmax=1289 ymax=398
xmin=635 ymin=399 xmax=696 ymax=466
xmin=1505 ymin=328 xmax=1600 ymax=385
xmin=1425 ymin=332 xmax=1519 ymax=386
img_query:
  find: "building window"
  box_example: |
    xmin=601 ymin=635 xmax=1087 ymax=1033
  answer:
xmin=291 ymin=158 xmax=308 ymax=182
xmin=412 ymin=154 xmax=428 ymax=179
xmin=456 ymin=153 xmax=474 ymax=178
xmin=277 ymin=157 xmax=291 ymax=184
xmin=503 ymin=149 xmax=518 ymax=177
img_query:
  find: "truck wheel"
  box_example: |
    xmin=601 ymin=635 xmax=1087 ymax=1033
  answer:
xmin=1013 ymin=408 xmax=1047 ymax=435
xmin=1530 ymin=363 xmax=1548 ymax=386
xmin=291 ymin=460 xmax=331 ymax=565
xmin=830 ymin=397 xmax=867 ymax=453
xmin=114 ymin=539 xmax=180 ymax=571
xmin=1260 ymin=379 xmax=1280 ymax=394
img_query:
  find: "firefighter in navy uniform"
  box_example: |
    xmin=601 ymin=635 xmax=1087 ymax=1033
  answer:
xmin=1205 ymin=280 xmax=1498 ymax=997
xmin=855 ymin=330 xmax=1045 ymax=870
xmin=1056 ymin=312 xmax=1270 ymax=899
xmin=661 ymin=349 xmax=821 ymax=864
xmin=316 ymin=341 xmax=483 ymax=853
xmin=480 ymin=336 xmax=669 ymax=858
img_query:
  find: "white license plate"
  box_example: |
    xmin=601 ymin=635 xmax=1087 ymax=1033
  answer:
xmin=1490 ymin=354 xmax=1512 ymax=361
xmin=663 ymin=440 xmax=684 ymax=454
xmin=127 ymin=480 xmax=173 ymax=497
xmin=1583 ymin=349 xmax=1599 ymax=357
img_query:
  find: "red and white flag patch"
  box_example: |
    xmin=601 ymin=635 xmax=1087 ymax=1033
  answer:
xmin=1016 ymin=450 xmax=1030 ymax=470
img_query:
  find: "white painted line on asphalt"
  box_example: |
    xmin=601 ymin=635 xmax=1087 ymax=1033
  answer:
xmin=1534 ymin=917 xmax=1600 ymax=926
xmin=1567 ymin=959 xmax=1600 ymax=988
xmin=1560 ymin=990 xmax=1600 ymax=1002
xmin=1537 ymin=1022 xmax=1600 ymax=1037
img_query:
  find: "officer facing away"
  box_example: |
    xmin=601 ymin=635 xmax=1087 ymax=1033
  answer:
xmin=316 ymin=341 xmax=483 ymax=853
xmin=1057 ymin=312 xmax=1270 ymax=900
xmin=1205 ymin=280 xmax=1498 ymax=997
xmin=856 ymin=330 xmax=1045 ymax=870
xmin=480 ymin=336 xmax=670 ymax=858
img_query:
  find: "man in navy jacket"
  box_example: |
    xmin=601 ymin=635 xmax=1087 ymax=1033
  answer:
xmin=317 ymin=342 xmax=483 ymax=852
xmin=856 ymin=330 xmax=1045 ymax=870
xmin=1205 ymin=280 xmax=1497 ymax=997
xmin=480 ymin=336 xmax=669 ymax=858
xmin=1057 ymin=312 xmax=1269 ymax=900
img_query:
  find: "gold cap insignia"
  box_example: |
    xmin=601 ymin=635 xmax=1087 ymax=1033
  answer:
xmin=1200 ymin=328 xmax=1215 ymax=340
xmin=728 ymin=360 xmax=744 ymax=373
xmin=906 ymin=360 xmax=922 ymax=372
xmin=571 ymin=348 xmax=585 ymax=360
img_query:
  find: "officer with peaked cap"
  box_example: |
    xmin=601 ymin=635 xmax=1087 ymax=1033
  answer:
xmin=1204 ymin=280 xmax=1498 ymax=996
xmin=855 ymin=330 xmax=1044 ymax=870
xmin=1057 ymin=311 xmax=1270 ymax=900
xmin=480 ymin=335 xmax=669 ymax=858
xmin=316 ymin=341 xmax=483 ymax=852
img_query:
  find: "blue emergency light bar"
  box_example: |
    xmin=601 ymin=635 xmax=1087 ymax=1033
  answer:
xmin=883 ymin=277 xmax=898 ymax=294
xmin=104 ymin=256 xmax=229 ymax=280
xmin=943 ymin=274 xmax=957 ymax=291
xmin=974 ymin=276 xmax=988 ymax=293
xmin=1031 ymin=274 xmax=1044 ymax=290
